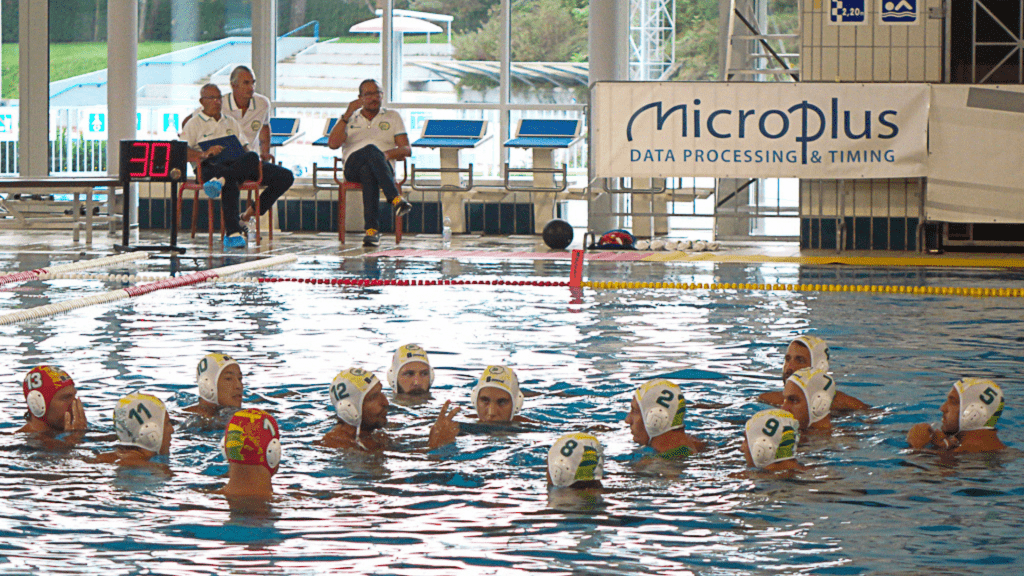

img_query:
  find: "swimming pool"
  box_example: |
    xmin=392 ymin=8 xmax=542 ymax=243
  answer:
xmin=1 ymin=253 xmax=1021 ymax=575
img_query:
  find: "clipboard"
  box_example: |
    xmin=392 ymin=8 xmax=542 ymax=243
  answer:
xmin=199 ymin=135 xmax=246 ymax=164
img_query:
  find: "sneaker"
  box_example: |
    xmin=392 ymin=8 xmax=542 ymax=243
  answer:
xmin=203 ymin=177 xmax=224 ymax=199
xmin=392 ymin=197 xmax=413 ymax=219
xmin=362 ymin=229 xmax=381 ymax=247
xmin=223 ymin=232 xmax=247 ymax=249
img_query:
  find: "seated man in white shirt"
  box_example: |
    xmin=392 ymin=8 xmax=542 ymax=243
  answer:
xmin=180 ymin=83 xmax=262 ymax=248
xmin=183 ymin=67 xmax=294 ymax=236
xmin=327 ymin=79 xmax=413 ymax=247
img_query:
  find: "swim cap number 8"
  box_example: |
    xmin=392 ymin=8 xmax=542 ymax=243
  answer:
xmin=561 ymin=439 xmax=578 ymax=457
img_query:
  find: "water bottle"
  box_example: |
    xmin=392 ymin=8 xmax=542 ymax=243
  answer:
xmin=442 ymin=217 xmax=452 ymax=249
xmin=247 ymin=216 xmax=257 ymax=244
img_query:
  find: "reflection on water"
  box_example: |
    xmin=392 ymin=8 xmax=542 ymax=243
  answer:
xmin=0 ymin=257 xmax=1022 ymax=574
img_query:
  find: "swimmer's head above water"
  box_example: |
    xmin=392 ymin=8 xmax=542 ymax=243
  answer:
xmin=742 ymin=409 xmax=800 ymax=470
xmin=388 ymin=344 xmax=433 ymax=395
xmin=625 ymin=379 xmax=687 ymax=446
xmin=471 ymin=365 xmax=523 ymax=423
xmin=113 ymin=393 xmax=173 ymax=456
xmin=223 ymin=408 xmax=281 ymax=474
xmin=196 ymin=353 xmax=243 ymax=409
xmin=547 ymin=432 xmax=604 ymax=488
xmin=782 ymin=367 xmax=835 ymax=431
xmin=782 ymin=336 xmax=830 ymax=382
xmin=331 ymin=367 xmax=389 ymax=434
xmin=22 ymin=365 xmax=81 ymax=431
xmin=944 ymin=378 xmax=1004 ymax=435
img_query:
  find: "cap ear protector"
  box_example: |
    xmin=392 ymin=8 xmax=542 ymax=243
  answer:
xmin=387 ymin=344 xmax=434 ymax=390
xmin=787 ymin=368 xmax=835 ymax=425
xmin=223 ymin=409 xmax=281 ymax=473
xmin=470 ymin=365 xmax=524 ymax=418
xmin=953 ymin=378 xmax=1004 ymax=432
xmin=745 ymin=409 xmax=800 ymax=468
xmin=330 ymin=367 xmax=381 ymax=427
xmin=635 ymin=379 xmax=686 ymax=442
xmin=548 ymin=432 xmax=604 ymax=488
xmin=23 ymin=366 xmax=75 ymax=419
xmin=791 ymin=335 xmax=830 ymax=372
xmin=113 ymin=393 xmax=168 ymax=453
xmin=197 ymin=353 xmax=240 ymax=405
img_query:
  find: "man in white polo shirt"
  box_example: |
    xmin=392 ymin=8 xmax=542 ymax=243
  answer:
xmin=184 ymin=66 xmax=294 ymax=235
xmin=181 ymin=83 xmax=261 ymax=248
xmin=328 ymin=79 xmax=413 ymax=247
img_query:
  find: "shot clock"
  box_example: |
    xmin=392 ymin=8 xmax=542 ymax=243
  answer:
xmin=119 ymin=140 xmax=188 ymax=183
xmin=116 ymin=139 xmax=189 ymax=254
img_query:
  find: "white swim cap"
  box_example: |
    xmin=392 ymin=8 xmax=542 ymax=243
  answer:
xmin=790 ymin=335 xmax=830 ymax=372
xmin=387 ymin=344 xmax=434 ymax=389
xmin=471 ymin=365 xmax=524 ymax=418
xmin=113 ymin=393 xmax=167 ymax=453
xmin=634 ymin=379 xmax=686 ymax=441
xmin=953 ymin=378 xmax=1004 ymax=432
xmin=548 ymin=432 xmax=604 ymax=488
xmin=196 ymin=353 xmax=240 ymax=405
xmin=330 ymin=367 xmax=382 ymax=427
xmin=745 ymin=409 xmax=800 ymax=468
xmin=787 ymin=367 xmax=836 ymax=425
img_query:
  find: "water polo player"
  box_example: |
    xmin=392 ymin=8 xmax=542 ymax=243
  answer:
xmin=624 ymin=379 xmax=705 ymax=459
xmin=758 ymin=336 xmax=868 ymax=411
xmin=741 ymin=409 xmax=806 ymax=473
xmin=321 ymin=367 xmax=390 ymax=451
xmin=185 ymin=353 xmax=244 ymax=418
xmin=781 ymin=367 xmax=836 ymax=432
xmin=17 ymin=365 xmax=88 ymax=444
xmin=216 ymin=408 xmax=282 ymax=499
xmin=907 ymin=378 xmax=1005 ymax=453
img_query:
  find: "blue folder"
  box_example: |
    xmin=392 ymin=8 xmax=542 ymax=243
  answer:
xmin=199 ymin=135 xmax=246 ymax=164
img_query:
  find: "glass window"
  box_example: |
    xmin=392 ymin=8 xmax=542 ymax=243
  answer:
xmin=1 ymin=2 xmax=19 ymax=175
xmin=275 ymin=1 xmax=383 ymax=104
xmin=510 ymin=0 xmax=588 ymax=106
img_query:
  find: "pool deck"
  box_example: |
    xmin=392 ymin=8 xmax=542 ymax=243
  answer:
xmin=2 ymin=228 xmax=1022 ymax=269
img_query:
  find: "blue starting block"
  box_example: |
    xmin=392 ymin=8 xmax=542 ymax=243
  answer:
xmin=269 ymin=117 xmax=303 ymax=147
xmin=312 ymin=118 xmax=339 ymax=147
xmin=503 ymin=118 xmax=582 ymax=193
xmin=411 ymin=119 xmax=490 ymax=192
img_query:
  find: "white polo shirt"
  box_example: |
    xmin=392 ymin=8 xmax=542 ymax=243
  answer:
xmin=342 ymin=108 xmax=406 ymax=166
xmin=180 ymin=111 xmax=250 ymax=152
xmin=225 ymin=92 xmax=271 ymax=152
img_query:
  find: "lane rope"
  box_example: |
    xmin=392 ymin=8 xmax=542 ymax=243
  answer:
xmin=0 ymin=252 xmax=150 ymax=287
xmin=0 ymin=255 xmax=298 ymax=326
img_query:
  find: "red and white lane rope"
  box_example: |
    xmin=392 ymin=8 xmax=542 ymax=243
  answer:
xmin=0 ymin=254 xmax=298 ymax=326
xmin=0 ymin=252 xmax=151 ymax=287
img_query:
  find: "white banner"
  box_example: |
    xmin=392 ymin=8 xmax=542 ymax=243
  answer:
xmin=592 ymin=82 xmax=929 ymax=179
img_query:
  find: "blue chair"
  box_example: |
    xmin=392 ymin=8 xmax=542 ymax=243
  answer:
xmin=268 ymin=117 xmax=302 ymax=148
xmin=312 ymin=118 xmax=338 ymax=147
xmin=503 ymin=118 xmax=582 ymax=192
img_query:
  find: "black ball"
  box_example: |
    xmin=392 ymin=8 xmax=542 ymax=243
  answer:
xmin=542 ymin=218 xmax=574 ymax=250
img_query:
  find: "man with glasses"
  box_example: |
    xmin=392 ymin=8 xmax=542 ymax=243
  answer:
xmin=183 ymin=66 xmax=294 ymax=238
xmin=328 ymin=79 xmax=413 ymax=247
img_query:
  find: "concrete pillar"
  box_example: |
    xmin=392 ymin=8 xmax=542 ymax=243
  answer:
xmin=252 ymin=0 xmax=276 ymax=102
xmin=588 ymin=0 xmax=629 ymax=234
xmin=18 ymin=0 xmax=48 ymax=177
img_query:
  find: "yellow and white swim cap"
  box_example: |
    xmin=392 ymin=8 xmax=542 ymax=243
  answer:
xmin=635 ymin=379 xmax=686 ymax=441
xmin=745 ymin=409 xmax=799 ymax=468
xmin=787 ymin=367 xmax=835 ymax=425
xmin=791 ymin=335 xmax=830 ymax=371
xmin=196 ymin=353 xmax=239 ymax=405
xmin=330 ymin=367 xmax=382 ymax=427
xmin=387 ymin=344 xmax=434 ymax=388
xmin=113 ymin=393 xmax=168 ymax=454
xmin=471 ymin=365 xmax=524 ymax=417
xmin=953 ymin=378 xmax=1004 ymax=432
xmin=548 ymin=432 xmax=604 ymax=488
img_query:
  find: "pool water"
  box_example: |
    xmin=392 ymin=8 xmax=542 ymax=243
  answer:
xmin=1 ymin=254 xmax=1022 ymax=575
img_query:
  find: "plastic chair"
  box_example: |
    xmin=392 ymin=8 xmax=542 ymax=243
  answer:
xmin=331 ymin=157 xmax=408 ymax=244
xmin=175 ymin=160 xmax=269 ymax=245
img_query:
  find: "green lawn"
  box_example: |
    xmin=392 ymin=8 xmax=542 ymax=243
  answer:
xmin=2 ymin=41 xmax=200 ymax=99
